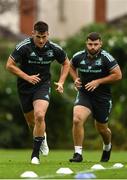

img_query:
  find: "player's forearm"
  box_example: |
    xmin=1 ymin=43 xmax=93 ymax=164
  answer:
xmin=6 ymin=63 xmax=29 ymax=81
xmin=97 ymin=65 xmax=122 ymax=85
xmin=69 ymin=66 xmax=78 ymax=82
xmin=58 ymin=59 xmax=70 ymax=84
xmin=97 ymin=73 xmax=122 ymax=85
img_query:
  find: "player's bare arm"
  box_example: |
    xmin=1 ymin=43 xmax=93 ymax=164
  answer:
xmin=54 ymin=58 xmax=70 ymax=93
xmin=6 ymin=57 xmax=41 ymax=85
xmin=85 ymin=65 xmax=122 ymax=91
xmin=69 ymin=63 xmax=82 ymax=89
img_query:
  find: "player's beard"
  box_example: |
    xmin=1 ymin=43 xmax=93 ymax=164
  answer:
xmin=87 ymin=49 xmax=100 ymax=57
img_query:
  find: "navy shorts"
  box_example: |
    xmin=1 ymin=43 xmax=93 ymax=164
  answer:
xmin=74 ymin=91 xmax=112 ymax=123
xmin=18 ymin=84 xmax=51 ymax=113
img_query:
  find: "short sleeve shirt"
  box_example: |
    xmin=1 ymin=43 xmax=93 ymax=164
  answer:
xmin=10 ymin=38 xmax=67 ymax=93
xmin=71 ymin=49 xmax=118 ymax=98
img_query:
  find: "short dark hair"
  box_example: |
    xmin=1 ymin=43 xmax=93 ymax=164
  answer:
xmin=86 ymin=32 xmax=101 ymax=41
xmin=33 ymin=21 xmax=48 ymax=33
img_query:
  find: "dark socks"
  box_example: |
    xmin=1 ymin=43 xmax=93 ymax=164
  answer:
xmin=31 ymin=136 xmax=45 ymax=159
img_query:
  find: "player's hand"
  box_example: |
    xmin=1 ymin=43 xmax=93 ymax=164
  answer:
xmin=74 ymin=78 xmax=82 ymax=90
xmin=85 ymin=80 xmax=100 ymax=91
xmin=54 ymin=82 xmax=64 ymax=93
xmin=27 ymin=73 xmax=41 ymax=85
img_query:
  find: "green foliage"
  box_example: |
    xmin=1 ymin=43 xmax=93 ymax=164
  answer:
xmin=0 ymin=40 xmax=30 ymax=148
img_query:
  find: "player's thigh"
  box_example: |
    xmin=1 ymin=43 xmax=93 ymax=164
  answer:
xmin=18 ymin=93 xmax=33 ymax=113
xmin=33 ymin=83 xmax=51 ymax=103
xmin=33 ymin=99 xmax=49 ymax=116
xmin=32 ymin=84 xmax=50 ymax=116
xmin=93 ymin=98 xmax=112 ymax=123
xmin=74 ymin=91 xmax=92 ymax=123
xmin=73 ymin=105 xmax=91 ymax=123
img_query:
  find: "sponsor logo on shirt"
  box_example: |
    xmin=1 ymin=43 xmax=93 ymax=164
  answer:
xmin=79 ymin=68 xmax=102 ymax=73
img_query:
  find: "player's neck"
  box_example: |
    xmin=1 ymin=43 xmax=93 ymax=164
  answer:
xmin=87 ymin=50 xmax=101 ymax=60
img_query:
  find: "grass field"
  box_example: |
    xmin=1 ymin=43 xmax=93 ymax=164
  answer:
xmin=0 ymin=149 xmax=127 ymax=179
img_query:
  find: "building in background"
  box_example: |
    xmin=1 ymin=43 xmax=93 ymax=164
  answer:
xmin=0 ymin=0 xmax=127 ymax=39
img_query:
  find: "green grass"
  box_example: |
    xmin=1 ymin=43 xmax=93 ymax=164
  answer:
xmin=0 ymin=149 xmax=127 ymax=179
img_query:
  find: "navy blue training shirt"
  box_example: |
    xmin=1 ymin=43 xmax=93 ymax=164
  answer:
xmin=71 ymin=49 xmax=118 ymax=97
xmin=10 ymin=38 xmax=67 ymax=93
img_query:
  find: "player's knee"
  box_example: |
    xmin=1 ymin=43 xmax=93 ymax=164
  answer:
xmin=73 ymin=115 xmax=82 ymax=124
xmin=97 ymin=126 xmax=108 ymax=134
xmin=34 ymin=111 xmax=45 ymax=123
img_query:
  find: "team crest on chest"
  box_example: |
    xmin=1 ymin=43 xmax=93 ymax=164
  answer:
xmin=46 ymin=50 xmax=54 ymax=57
xmin=95 ymin=59 xmax=102 ymax=66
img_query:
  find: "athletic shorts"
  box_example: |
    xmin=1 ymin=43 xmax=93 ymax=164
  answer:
xmin=18 ymin=83 xmax=51 ymax=113
xmin=74 ymin=91 xmax=112 ymax=123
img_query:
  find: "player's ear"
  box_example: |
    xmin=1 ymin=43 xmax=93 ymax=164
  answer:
xmin=100 ymin=40 xmax=103 ymax=47
xmin=32 ymin=30 xmax=35 ymax=36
